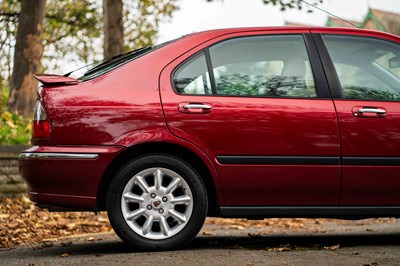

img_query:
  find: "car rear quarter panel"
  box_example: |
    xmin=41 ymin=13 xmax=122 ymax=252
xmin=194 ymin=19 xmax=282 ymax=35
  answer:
xmin=43 ymin=62 xmax=164 ymax=146
xmin=37 ymin=31 xmax=234 ymax=208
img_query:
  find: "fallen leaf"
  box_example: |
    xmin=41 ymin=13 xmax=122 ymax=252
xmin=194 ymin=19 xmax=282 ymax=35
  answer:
xmin=228 ymin=225 xmax=245 ymax=230
xmin=0 ymin=214 xmax=10 ymax=219
xmin=66 ymin=224 xmax=76 ymax=230
xmin=324 ymin=244 xmax=340 ymax=251
xmin=60 ymin=253 xmax=69 ymax=257
xmin=268 ymin=244 xmax=292 ymax=252
xmin=202 ymin=231 xmax=214 ymax=236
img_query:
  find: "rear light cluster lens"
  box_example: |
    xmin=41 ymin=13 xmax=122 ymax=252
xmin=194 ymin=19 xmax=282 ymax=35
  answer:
xmin=32 ymin=100 xmax=52 ymax=139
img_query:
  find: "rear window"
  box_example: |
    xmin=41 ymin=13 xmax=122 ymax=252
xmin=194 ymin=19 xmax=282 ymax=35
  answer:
xmin=79 ymin=47 xmax=151 ymax=81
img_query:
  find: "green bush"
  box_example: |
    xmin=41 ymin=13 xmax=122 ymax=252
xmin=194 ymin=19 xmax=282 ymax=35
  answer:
xmin=0 ymin=111 xmax=32 ymax=145
xmin=0 ymin=81 xmax=31 ymax=145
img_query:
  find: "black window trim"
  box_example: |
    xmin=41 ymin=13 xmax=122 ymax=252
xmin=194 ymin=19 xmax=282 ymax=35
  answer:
xmin=171 ymin=33 xmax=332 ymax=100
xmin=304 ymin=34 xmax=331 ymax=99
xmin=204 ymin=48 xmax=217 ymax=95
xmin=311 ymin=33 xmax=343 ymax=99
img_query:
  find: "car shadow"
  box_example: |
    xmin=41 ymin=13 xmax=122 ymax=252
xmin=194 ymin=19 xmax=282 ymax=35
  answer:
xmin=189 ymin=233 xmax=400 ymax=250
xmin=28 ymin=232 xmax=400 ymax=256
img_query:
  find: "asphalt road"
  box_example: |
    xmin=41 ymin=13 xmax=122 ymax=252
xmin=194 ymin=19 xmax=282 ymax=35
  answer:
xmin=1 ymin=218 xmax=399 ymax=266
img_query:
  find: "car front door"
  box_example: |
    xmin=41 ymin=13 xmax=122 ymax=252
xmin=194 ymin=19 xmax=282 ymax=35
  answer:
xmin=160 ymin=30 xmax=341 ymax=206
xmin=315 ymin=32 xmax=400 ymax=205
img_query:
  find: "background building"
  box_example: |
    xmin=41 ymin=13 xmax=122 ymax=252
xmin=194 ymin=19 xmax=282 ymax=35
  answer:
xmin=287 ymin=8 xmax=400 ymax=35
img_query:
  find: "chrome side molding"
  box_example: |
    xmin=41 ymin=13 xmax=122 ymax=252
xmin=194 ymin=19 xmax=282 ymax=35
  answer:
xmin=19 ymin=152 xmax=99 ymax=160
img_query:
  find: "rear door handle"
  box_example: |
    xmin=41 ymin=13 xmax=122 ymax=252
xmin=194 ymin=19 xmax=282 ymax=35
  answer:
xmin=178 ymin=102 xmax=213 ymax=113
xmin=184 ymin=103 xmax=212 ymax=110
xmin=352 ymin=106 xmax=387 ymax=118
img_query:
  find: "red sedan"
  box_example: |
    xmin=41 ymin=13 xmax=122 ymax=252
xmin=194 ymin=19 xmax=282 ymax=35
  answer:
xmin=19 ymin=27 xmax=400 ymax=250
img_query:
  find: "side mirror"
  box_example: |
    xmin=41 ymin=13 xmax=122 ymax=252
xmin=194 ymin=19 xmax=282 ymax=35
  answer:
xmin=389 ymin=56 xmax=400 ymax=69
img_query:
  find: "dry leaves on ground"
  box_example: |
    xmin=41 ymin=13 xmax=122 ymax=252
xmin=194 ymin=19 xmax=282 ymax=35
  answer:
xmin=0 ymin=196 xmax=112 ymax=249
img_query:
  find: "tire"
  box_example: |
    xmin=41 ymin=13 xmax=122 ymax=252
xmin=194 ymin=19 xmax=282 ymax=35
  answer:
xmin=106 ymin=154 xmax=208 ymax=251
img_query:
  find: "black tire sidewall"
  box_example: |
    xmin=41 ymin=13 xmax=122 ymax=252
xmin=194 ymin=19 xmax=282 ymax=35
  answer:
xmin=106 ymin=154 xmax=208 ymax=251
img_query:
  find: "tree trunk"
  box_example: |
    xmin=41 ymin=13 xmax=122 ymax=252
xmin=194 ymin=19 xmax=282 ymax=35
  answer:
xmin=8 ymin=0 xmax=46 ymax=117
xmin=104 ymin=0 xmax=124 ymax=58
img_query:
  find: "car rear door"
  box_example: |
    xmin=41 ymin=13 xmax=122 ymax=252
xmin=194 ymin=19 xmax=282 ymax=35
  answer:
xmin=313 ymin=31 xmax=400 ymax=205
xmin=160 ymin=30 xmax=341 ymax=206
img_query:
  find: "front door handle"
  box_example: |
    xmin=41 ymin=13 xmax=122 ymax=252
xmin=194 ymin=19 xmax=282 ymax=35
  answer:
xmin=352 ymin=106 xmax=387 ymax=118
xmin=178 ymin=102 xmax=213 ymax=113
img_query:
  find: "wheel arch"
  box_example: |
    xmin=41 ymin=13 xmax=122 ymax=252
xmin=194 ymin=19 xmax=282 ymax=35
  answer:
xmin=96 ymin=141 xmax=222 ymax=216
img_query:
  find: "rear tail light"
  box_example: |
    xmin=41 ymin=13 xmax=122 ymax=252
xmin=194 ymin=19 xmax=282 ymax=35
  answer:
xmin=32 ymin=100 xmax=52 ymax=139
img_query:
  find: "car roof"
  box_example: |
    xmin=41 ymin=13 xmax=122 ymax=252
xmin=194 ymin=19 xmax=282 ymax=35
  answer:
xmin=182 ymin=26 xmax=399 ymax=41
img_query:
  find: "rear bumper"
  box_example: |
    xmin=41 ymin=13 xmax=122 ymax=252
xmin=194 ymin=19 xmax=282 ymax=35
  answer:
xmin=19 ymin=145 xmax=124 ymax=211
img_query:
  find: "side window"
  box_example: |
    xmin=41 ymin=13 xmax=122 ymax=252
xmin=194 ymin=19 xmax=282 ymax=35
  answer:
xmin=173 ymin=52 xmax=211 ymax=95
xmin=173 ymin=35 xmax=317 ymax=98
xmin=209 ymin=35 xmax=316 ymax=97
xmin=322 ymin=35 xmax=400 ymax=101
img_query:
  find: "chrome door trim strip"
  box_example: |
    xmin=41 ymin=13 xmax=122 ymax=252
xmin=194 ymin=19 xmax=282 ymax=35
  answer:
xmin=19 ymin=152 xmax=99 ymax=160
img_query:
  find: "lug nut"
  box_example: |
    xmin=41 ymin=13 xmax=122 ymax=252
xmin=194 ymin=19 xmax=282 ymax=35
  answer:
xmin=150 ymin=193 xmax=156 ymax=198
xmin=147 ymin=205 xmax=152 ymax=210
xmin=162 ymin=197 xmax=168 ymax=202
xmin=158 ymin=208 xmax=164 ymax=214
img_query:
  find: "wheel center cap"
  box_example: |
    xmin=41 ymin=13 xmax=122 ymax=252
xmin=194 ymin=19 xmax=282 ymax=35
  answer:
xmin=152 ymin=198 xmax=162 ymax=209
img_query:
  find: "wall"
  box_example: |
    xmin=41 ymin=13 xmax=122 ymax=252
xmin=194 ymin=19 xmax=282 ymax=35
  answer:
xmin=0 ymin=146 xmax=29 ymax=196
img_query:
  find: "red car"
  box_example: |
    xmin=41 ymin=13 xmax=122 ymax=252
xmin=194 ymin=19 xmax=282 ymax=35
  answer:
xmin=20 ymin=27 xmax=400 ymax=250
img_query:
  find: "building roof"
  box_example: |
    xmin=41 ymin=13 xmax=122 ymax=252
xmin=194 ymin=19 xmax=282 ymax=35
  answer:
xmin=324 ymin=8 xmax=400 ymax=35
xmin=360 ymin=8 xmax=400 ymax=35
xmin=326 ymin=17 xmax=360 ymax=28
